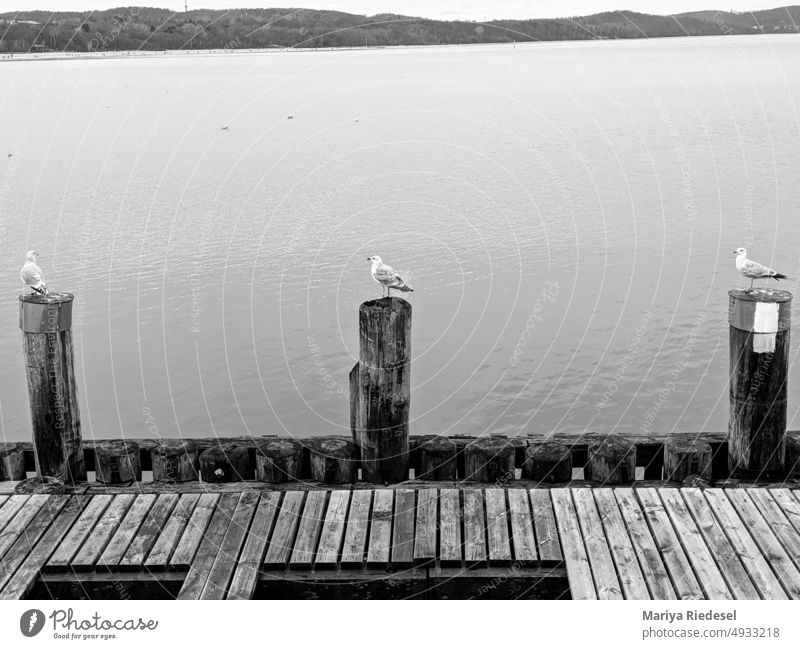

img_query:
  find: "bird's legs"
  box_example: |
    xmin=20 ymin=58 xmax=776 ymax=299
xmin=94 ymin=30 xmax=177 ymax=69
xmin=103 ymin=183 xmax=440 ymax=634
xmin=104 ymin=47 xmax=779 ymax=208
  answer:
xmin=747 ymin=278 xmax=754 ymax=293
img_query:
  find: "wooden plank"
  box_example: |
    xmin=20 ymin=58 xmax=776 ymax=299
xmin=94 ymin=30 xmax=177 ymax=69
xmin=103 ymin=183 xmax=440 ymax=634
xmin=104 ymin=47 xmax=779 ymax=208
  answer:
xmin=0 ymin=496 xmax=88 ymax=600
xmin=366 ymin=489 xmax=394 ymax=569
xmin=748 ymin=489 xmax=800 ymax=573
xmin=463 ymin=489 xmax=487 ymax=568
xmin=170 ymin=493 xmax=220 ymax=571
xmin=635 ymin=488 xmax=704 ymax=599
xmin=227 ymin=492 xmax=280 ymax=600
xmin=96 ymin=494 xmax=157 ymax=571
xmin=0 ymin=496 xmax=28 ymax=536
xmin=658 ymin=488 xmax=732 ymax=599
xmin=438 ymin=488 xmax=462 ymax=567
xmin=119 ymin=494 xmax=178 ymax=571
xmin=507 ymin=489 xmax=536 ymax=564
xmin=177 ymin=493 xmax=240 ymax=600
xmin=340 ymin=489 xmax=371 ymax=568
xmin=201 ymin=491 xmax=260 ymax=599
xmin=529 ymin=489 xmax=562 ymax=567
xmin=770 ymin=489 xmax=800 ymax=535
xmin=314 ymin=490 xmax=350 ymax=570
xmin=485 ymin=489 xmax=512 ymax=567
xmin=703 ymin=489 xmax=787 ymax=600
xmin=681 ymin=488 xmax=759 ymax=600
xmin=592 ymin=489 xmax=650 ymax=600
xmin=613 ymin=489 xmax=675 ymax=600
xmin=68 ymin=495 xmax=138 ymax=572
xmin=571 ymin=489 xmax=623 ymax=599
xmin=0 ymin=496 xmax=6 ymax=508
xmin=413 ymin=488 xmax=437 ymax=567
xmin=289 ymin=490 xmax=327 ymax=570
xmin=143 ymin=493 xmax=200 ymax=571
xmin=724 ymin=489 xmax=800 ymax=599
xmin=0 ymin=496 xmax=69 ymax=593
xmin=551 ymin=488 xmax=596 ymax=600
xmin=263 ymin=490 xmax=305 ymax=569
xmin=0 ymin=495 xmax=48 ymax=559
xmin=46 ymin=495 xmax=112 ymax=572
xmin=391 ymin=489 xmax=415 ymax=568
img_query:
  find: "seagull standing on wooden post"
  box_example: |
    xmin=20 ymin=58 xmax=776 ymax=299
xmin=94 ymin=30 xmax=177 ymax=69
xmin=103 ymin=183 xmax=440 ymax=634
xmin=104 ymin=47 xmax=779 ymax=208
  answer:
xmin=21 ymin=250 xmax=47 ymax=296
xmin=367 ymin=255 xmax=413 ymax=297
xmin=733 ymin=247 xmax=787 ymax=292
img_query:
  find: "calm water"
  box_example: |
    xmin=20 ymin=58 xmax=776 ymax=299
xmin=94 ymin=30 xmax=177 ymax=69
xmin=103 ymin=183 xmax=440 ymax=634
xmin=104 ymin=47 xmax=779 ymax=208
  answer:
xmin=2 ymin=36 xmax=800 ymax=443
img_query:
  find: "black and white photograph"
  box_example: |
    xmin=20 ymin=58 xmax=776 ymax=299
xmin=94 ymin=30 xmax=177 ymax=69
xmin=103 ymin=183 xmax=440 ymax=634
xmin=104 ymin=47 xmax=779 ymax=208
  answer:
xmin=0 ymin=0 xmax=800 ymax=644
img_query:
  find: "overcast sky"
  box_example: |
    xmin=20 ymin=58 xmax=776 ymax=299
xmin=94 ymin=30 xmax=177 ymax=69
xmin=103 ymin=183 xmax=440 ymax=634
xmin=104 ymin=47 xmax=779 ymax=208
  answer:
xmin=0 ymin=1 xmax=792 ymax=20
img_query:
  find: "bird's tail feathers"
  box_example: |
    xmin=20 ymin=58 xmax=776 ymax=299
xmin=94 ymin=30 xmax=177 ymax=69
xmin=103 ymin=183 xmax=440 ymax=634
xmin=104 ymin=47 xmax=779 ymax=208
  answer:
xmin=397 ymin=284 xmax=414 ymax=292
xmin=32 ymin=285 xmax=46 ymax=295
xmin=773 ymin=273 xmax=788 ymax=281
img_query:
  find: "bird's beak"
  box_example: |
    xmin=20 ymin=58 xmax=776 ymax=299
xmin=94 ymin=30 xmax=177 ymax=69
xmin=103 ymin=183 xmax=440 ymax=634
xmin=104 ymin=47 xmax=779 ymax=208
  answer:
xmin=366 ymin=257 xmax=371 ymax=261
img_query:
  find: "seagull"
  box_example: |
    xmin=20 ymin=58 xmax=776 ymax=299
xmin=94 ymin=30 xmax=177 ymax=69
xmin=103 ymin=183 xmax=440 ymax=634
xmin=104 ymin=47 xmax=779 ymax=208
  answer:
xmin=367 ymin=255 xmax=413 ymax=297
xmin=220 ymin=125 xmax=229 ymax=130
xmin=733 ymin=247 xmax=787 ymax=292
xmin=21 ymin=250 xmax=47 ymax=295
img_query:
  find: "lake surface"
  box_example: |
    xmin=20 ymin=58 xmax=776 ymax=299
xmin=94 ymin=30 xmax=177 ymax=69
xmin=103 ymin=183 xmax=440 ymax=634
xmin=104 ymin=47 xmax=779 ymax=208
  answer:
xmin=2 ymin=35 xmax=800 ymax=443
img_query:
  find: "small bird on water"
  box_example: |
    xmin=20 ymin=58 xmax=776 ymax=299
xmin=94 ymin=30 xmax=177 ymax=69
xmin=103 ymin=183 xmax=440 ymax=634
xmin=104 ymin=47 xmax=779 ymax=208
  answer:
xmin=367 ymin=255 xmax=413 ymax=297
xmin=733 ymin=247 xmax=787 ymax=292
xmin=21 ymin=250 xmax=47 ymax=295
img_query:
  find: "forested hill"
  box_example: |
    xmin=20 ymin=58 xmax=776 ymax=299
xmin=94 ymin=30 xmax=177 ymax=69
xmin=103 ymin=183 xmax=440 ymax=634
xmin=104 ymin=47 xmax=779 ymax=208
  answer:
xmin=1 ymin=5 xmax=799 ymax=52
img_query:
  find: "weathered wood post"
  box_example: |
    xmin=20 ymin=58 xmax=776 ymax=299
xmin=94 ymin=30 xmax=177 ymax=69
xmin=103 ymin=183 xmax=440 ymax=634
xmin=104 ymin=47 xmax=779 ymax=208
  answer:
xmin=95 ymin=440 xmax=141 ymax=484
xmin=351 ymin=297 xmax=411 ymax=483
xmin=728 ymin=289 xmax=791 ymax=476
xmin=19 ymin=292 xmax=85 ymax=482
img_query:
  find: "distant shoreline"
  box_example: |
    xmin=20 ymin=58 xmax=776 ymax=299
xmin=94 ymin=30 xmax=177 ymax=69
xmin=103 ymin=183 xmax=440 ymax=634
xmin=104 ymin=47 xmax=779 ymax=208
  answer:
xmin=2 ymin=32 xmax=799 ymax=63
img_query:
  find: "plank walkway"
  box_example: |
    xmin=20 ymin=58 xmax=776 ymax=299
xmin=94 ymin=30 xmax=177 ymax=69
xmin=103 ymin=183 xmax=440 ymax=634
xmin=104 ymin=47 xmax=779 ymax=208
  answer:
xmin=1 ymin=487 xmax=799 ymax=600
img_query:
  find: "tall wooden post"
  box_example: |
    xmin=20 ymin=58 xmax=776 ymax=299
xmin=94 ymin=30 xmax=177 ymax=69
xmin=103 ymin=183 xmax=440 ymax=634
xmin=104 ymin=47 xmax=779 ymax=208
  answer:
xmin=351 ymin=297 xmax=411 ymax=483
xmin=19 ymin=292 xmax=86 ymax=482
xmin=728 ymin=288 xmax=791 ymax=476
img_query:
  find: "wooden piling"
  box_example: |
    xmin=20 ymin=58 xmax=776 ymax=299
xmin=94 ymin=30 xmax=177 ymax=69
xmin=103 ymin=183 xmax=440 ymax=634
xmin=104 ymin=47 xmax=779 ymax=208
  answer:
xmin=351 ymin=297 xmax=411 ymax=483
xmin=94 ymin=440 xmax=141 ymax=484
xmin=728 ymin=289 xmax=791 ymax=476
xmin=307 ymin=437 xmax=356 ymax=484
xmin=415 ymin=435 xmax=457 ymax=480
xmin=463 ymin=437 xmax=515 ymax=482
xmin=0 ymin=443 xmax=26 ymax=481
xmin=585 ymin=437 xmax=636 ymax=484
xmin=199 ymin=443 xmax=252 ymax=483
xmin=523 ymin=441 xmax=572 ymax=483
xmin=255 ymin=439 xmax=302 ymax=483
xmin=19 ymin=292 xmax=85 ymax=482
xmin=152 ymin=440 xmax=199 ymax=483
xmin=663 ymin=437 xmax=712 ymax=482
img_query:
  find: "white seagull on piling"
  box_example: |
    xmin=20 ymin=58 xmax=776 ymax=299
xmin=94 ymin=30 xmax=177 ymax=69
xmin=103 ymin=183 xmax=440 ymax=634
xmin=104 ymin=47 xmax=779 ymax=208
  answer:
xmin=733 ymin=247 xmax=787 ymax=292
xmin=367 ymin=255 xmax=413 ymax=297
xmin=21 ymin=250 xmax=47 ymax=295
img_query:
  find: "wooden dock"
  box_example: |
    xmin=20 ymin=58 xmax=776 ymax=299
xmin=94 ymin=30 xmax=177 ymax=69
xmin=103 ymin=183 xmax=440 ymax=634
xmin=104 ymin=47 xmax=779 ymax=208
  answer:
xmin=2 ymin=486 xmax=799 ymax=600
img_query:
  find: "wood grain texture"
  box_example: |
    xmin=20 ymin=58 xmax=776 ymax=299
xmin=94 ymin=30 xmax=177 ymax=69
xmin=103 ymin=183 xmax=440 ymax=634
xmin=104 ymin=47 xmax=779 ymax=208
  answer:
xmin=227 ymin=492 xmax=280 ymax=600
xmin=96 ymin=494 xmax=157 ymax=571
xmin=747 ymin=489 xmax=800 ymax=573
xmin=119 ymin=494 xmax=178 ymax=571
xmin=200 ymin=491 xmax=259 ymax=599
xmin=314 ymin=490 xmax=350 ymax=569
xmin=177 ymin=493 xmax=240 ymax=599
xmin=485 ymin=489 xmax=512 ymax=566
xmin=413 ymin=488 xmax=437 ymax=567
xmin=572 ymin=489 xmax=623 ymax=599
xmin=263 ymin=490 xmax=305 ymax=568
xmin=529 ymin=489 xmax=563 ymax=567
xmin=550 ymin=488 xmax=595 ymax=600
xmin=0 ymin=495 xmax=50 ymax=558
xmin=507 ymin=488 xmax=536 ymax=563
xmin=463 ymin=489 xmax=487 ymax=568
xmin=143 ymin=493 xmax=200 ymax=571
xmin=367 ymin=489 xmax=394 ymax=568
xmin=169 ymin=493 xmax=220 ymax=570
xmin=289 ymin=490 xmax=327 ymax=569
xmin=390 ymin=488 xmax=415 ymax=568
xmin=45 ymin=494 xmax=112 ymax=571
xmin=438 ymin=488 xmax=462 ymax=567
xmin=681 ymin=488 xmax=759 ymax=599
xmin=703 ymin=489 xmax=787 ymax=599
xmin=592 ymin=489 xmax=650 ymax=600
xmin=613 ymin=488 xmax=675 ymax=600
xmin=340 ymin=489 xmax=372 ymax=568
